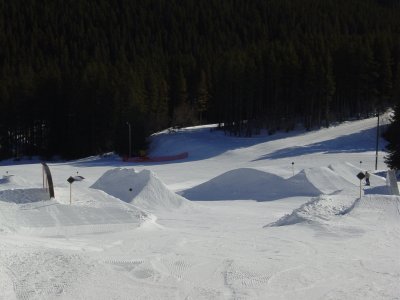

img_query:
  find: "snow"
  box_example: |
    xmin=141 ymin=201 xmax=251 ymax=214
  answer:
xmin=264 ymin=195 xmax=359 ymax=226
xmin=0 ymin=115 xmax=399 ymax=299
xmin=181 ymin=168 xmax=321 ymax=201
xmin=91 ymin=168 xmax=194 ymax=212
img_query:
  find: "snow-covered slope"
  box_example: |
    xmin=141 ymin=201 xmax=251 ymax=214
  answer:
xmin=0 ymin=115 xmax=398 ymax=299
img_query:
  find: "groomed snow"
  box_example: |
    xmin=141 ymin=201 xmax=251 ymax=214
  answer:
xmin=0 ymin=115 xmax=399 ymax=299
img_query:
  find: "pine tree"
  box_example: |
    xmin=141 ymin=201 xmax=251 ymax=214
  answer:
xmin=385 ymin=103 xmax=400 ymax=169
xmin=385 ymin=60 xmax=400 ymax=170
xmin=195 ymin=69 xmax=209 ymax=124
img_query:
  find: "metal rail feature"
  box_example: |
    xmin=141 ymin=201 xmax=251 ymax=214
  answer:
xmin=41 ymin=162 xmax=55 ymax=199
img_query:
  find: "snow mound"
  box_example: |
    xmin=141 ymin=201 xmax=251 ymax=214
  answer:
xmin=0 ymin=187 xmax=149 ymax=236
xmin=91 ymin=168 xmax=193 ymax=212
xmin=181 ymin=168 xmax=322 ymax=201
xmin=265 ymin=195 xmax=358 ymax=227
xmin=0 ymin=174 xmax=35 ymax=190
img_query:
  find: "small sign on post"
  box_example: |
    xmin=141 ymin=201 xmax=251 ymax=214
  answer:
xmin=67 ymin=176 xmax=84 ymax=205
xmin=356 ymin=172 xmax=365 ymax=198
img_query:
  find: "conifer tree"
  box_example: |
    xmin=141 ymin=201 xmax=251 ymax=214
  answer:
xmin=385 ymin=102 xmax=400 ymax=169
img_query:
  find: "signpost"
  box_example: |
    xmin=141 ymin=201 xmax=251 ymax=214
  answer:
xmin=356 ymin=172 xmax=365 ymax=198
xmin=67 ymin=175 xmax=84 ymax=205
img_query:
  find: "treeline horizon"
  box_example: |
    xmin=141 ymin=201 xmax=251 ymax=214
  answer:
xmin=0 ymin=0 xmax=400 ymax=159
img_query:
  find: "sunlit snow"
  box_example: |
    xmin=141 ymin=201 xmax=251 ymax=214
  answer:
xmin=0 ymin=116 xmax=399 ymax=299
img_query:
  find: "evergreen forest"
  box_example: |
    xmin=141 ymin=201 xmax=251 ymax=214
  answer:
xmin=1 ymin=0 xmax=400 ymax=159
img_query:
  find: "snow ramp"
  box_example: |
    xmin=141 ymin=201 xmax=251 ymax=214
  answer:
xmin=303 ymin=166 xmax=357 ymax=195
xmin=91 ymin=168 xmax=193 ymax=213
xmin=181 ymin=168 xmax=322 ymax=201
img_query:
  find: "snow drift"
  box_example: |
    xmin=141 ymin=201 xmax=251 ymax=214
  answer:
xmin=265 ymin=195 xmax=358 ymax=227
xmin=91 ymin=168 xmax=193 ymax=212
xmin=181 ymin=168 xmax=322 ymax=201
xmin=265 ymin=193 xmax=400 ymax=228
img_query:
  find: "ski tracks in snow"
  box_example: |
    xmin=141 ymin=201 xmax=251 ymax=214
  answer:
xmin=0 ymin=245 xmax=95 ymax=300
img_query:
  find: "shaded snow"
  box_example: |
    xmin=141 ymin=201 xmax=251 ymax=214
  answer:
xmin=181 ymin=165 xmax=364 ymax=201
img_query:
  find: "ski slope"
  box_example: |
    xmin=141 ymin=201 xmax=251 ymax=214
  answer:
xmin=0 ymin=116 xmax=399 ymax=299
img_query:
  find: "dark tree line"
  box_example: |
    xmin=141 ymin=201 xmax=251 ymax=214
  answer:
xmin=0 ymin=0 xmax=400 ymax=159
xmin=385 ymin=101 xmax=400 ymax=170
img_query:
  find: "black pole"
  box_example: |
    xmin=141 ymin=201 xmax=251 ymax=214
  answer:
xmin=375 ymin=113 xmax=380 ymax=170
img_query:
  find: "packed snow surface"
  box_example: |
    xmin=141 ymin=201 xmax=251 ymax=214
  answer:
xmin=1 ymin=115 xmax=399 ymax=299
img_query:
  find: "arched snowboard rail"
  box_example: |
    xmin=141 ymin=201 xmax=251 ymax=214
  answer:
xmin=41 ymin=162 xmax=55 ymax=198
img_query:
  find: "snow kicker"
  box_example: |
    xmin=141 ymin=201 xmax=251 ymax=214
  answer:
xmin=91 ymin=168 xmax=194 ymax=213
